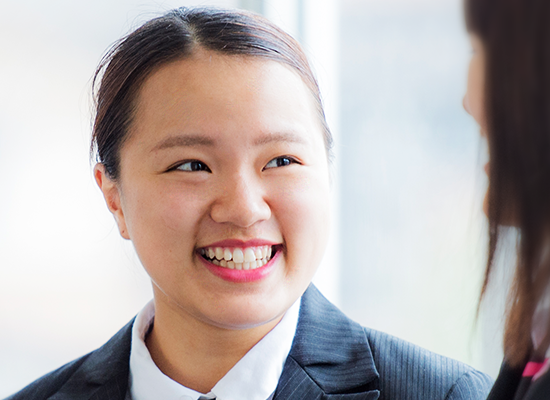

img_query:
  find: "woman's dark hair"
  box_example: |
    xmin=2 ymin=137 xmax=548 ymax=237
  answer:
xmin=467 ymin=0 xmax=550 ymax=366
xmin=92 ymin=6 xmax=332 ymax=180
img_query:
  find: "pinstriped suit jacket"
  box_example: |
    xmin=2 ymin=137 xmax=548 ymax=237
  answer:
xmin=5 ymin=285 xmax=493 ymax=400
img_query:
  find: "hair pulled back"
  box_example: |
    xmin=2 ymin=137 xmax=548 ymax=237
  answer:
xmin=467 ymin=0 xmax=550 ymax=366
xmin=92 ymin=7 xmax=332 ymax=180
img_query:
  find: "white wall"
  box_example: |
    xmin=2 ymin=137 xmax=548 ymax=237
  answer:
xmin=338 ymin=0 xmax=495 ymax=376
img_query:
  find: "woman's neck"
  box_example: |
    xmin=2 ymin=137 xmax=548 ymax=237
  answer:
xmin=145 ymin=294 xmax=281 ymax=394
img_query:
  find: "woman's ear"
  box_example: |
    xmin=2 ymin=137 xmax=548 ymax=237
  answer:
xmin=94 ymin=164 xmax=130 ymax=240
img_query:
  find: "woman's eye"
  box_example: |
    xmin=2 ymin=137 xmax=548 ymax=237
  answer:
xmin=264 ymin=156 xmax=297 ymax=169
xmin=175 ymin=160 xmax=211 ymax=172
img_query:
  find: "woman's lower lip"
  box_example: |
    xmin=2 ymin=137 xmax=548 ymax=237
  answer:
xmin=484 ymin=163 xmax=490 ymax=175
xmin=199 ymin=250 xmax=280 ymax=283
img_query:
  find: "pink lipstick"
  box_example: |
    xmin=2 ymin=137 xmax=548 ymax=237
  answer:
xmin=199 ymin=249 xmax=280 ymax=283
xmin=197 ymin=240 xmax=281 ymax=283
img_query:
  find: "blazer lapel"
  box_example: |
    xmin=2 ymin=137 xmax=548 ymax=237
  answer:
xmin=274 ymin=285 xmax=380 ymax=400
xmin=49 ymin=319 xmax=134 ymax=400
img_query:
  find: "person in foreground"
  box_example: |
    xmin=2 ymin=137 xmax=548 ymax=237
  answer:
xmin=8 ymin=7 xmax=491 ymax=400
xmin=464 ymin=0 xmax=550 ymax=399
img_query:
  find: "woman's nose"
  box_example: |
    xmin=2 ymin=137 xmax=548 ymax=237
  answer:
xmin=210 ymin=173 xmax=271 ymax=228
xmin=463 ymin=95 xmax=471 ymax=115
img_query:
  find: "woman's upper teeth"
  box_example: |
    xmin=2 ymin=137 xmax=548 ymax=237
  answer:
xmin=200 ymin=245 xmax=273 ymax=269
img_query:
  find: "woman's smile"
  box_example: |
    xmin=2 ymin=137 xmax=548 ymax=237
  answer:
xmin=199 ymin=244 xmax=275 ymax=270
xmin=198 ymin=245 xmax=282 ymax=283
xmin=196 ymin=239 xmax=282 ymax=283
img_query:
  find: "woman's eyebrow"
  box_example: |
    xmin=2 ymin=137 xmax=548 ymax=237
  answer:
xmin=151 ymin=135 xmax=216 ymax=151
xmin=253 ymin=132 xmax=307 ymax=146
xmin=151 ymin=132 xmax=306 ymax=152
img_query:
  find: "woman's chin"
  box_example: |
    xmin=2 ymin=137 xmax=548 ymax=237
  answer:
xmin=203 ymin=305 xmax=286 ymax=331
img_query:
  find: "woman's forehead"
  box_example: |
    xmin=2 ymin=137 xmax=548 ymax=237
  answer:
xmin=128 ymin=50 xmax=322 ymax=149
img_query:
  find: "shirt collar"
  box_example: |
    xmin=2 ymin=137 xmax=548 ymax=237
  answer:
xmin=129 ymin=298 xmax=301 ymax=400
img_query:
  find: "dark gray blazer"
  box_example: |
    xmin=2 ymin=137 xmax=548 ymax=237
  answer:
xmin=6 ymin=285 xmax=493 ymax=400
xmin=488 ymin=362 xmax=550 ymax=400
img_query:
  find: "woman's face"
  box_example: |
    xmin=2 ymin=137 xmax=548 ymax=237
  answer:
xmin=464 ymin=34 xmax=489 ymax=214
xmin=96 ymin=50 xmax=331 ymax=330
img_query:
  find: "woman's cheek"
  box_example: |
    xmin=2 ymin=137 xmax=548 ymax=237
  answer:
xmin=134 ymin=177 xmax=211 ymax=232
xmin=467 ymin=56 xmax=487 ymax=130
xmin=123 ymin=181 xmax=202 ymax=263
xmin=273 ymin=172 xmax=331 ymax=267
xmin=159 ymin=189 xmax=206 ymax=233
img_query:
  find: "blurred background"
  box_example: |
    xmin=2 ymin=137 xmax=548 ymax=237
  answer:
xmin=0 ymin=0 xmax=501 ymax=396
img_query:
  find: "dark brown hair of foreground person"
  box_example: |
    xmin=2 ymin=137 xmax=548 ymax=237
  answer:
xmin=466 ymin=0 xmax=550 ymax=367
xmin=91 ymin=6 xmax=332 ymax=181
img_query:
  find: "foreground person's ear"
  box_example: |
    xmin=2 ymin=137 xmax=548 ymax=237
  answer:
xmin=94 ymin=163 xmax=130 ymax=240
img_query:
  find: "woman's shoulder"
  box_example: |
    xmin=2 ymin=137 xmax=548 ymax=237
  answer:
xmin=4 ymin=319 xmax=134 ymax=400
xmin=363 ymin=327 xmax=494 ymax=399
xmin=291 ymin=286 xmax=493 ymax=399
xmin=4 ymin=354 xmax=92 ymax=400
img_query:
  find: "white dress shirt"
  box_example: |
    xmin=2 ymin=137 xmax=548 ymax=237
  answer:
xmin=128 ymin=298 xmax=301 ymax=400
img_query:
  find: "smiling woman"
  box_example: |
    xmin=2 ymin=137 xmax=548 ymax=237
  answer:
xmin=7 ymin=6 xmax=492 ymax=400
xmin=96 ymin=50 xmax=331 ymax=395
